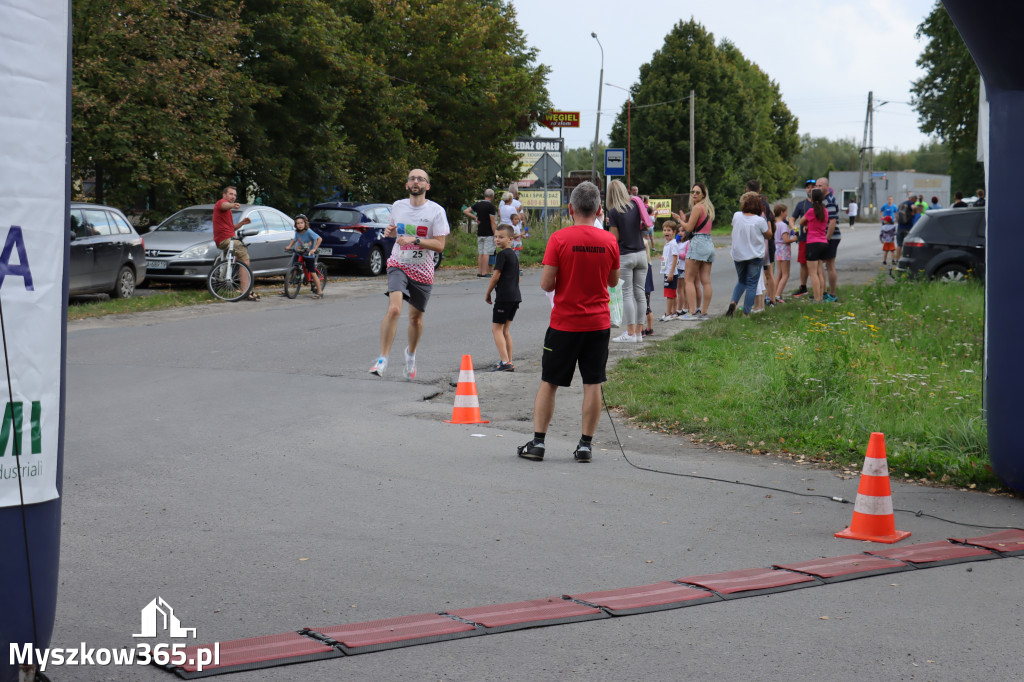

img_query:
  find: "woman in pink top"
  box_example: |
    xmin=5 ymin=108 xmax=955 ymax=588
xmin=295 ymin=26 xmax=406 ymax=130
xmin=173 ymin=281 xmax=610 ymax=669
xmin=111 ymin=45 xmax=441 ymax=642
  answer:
xmin=798 ymin=188 xmax=835 ymax=303
xmin=670 ymin=182 xmax=715 ymax=320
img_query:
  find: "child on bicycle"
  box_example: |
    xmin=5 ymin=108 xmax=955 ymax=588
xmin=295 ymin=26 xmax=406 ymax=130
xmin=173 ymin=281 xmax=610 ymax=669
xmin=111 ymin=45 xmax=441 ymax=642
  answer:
xmin=285 ymin=214 xmax=323 ymax=298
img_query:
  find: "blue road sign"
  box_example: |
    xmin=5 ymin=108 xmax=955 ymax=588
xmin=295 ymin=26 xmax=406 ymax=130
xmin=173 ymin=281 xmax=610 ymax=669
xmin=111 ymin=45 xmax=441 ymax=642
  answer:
xmin=605 ymin=148 xmax=625 ymax=177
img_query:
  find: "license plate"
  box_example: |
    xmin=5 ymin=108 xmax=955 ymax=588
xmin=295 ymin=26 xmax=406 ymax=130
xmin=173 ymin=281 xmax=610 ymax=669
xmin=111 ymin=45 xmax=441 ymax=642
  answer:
xmin=317 ymin=247 xmax=332 ymax=256
xmin=147 ymin=260 xmax=168 ymax=270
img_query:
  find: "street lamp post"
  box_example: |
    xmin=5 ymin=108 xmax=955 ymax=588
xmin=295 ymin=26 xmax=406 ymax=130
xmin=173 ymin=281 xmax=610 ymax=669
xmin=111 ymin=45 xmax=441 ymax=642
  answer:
xmin=590 ymin=32 xmax=604 ymax=186
xmin=605 ymin=82 xmax=631 ymax=189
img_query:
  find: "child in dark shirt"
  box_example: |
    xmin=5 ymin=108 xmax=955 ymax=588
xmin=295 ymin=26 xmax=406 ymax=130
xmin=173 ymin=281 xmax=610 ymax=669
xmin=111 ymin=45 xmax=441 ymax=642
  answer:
xmin=484 ymin=224 xmax=522 ymax=371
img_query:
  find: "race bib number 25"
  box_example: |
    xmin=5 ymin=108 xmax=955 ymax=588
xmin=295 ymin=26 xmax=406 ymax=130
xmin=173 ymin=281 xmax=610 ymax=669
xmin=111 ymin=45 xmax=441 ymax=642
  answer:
xmin=398 ymin=247 xmax=427 ymax=262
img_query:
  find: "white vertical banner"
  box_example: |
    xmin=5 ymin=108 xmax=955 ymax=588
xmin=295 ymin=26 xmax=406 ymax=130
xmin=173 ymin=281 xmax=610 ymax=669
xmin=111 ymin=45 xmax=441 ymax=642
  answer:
xmin=0 ymin=0 xmax=68 ymax=506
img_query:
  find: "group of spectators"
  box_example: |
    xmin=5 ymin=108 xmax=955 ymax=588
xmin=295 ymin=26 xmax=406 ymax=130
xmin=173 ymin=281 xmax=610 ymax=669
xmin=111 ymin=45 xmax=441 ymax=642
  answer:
xmin=721 ymin=177 xmax=844 ymax=313
xmin=463 ymin=186 xmax=528 ymax=278
xmin=878 ymin=188 xmax=985 ymax=264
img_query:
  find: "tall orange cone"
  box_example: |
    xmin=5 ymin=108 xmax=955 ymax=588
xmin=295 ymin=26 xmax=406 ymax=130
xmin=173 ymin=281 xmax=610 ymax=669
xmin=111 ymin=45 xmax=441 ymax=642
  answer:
xmin=444 ymin=355 xmax=489 ymax=424
xmin=835 ymin=432 xmax=911 ymax=543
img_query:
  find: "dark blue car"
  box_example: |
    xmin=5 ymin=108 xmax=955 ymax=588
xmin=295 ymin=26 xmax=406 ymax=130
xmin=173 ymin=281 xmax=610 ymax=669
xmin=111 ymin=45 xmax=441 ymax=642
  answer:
xmin=307 ymin=202 xmax=396 ymax=276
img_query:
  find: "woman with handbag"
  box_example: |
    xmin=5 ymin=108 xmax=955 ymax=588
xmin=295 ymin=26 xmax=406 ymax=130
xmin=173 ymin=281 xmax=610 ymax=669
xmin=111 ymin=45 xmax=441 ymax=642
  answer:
xmin=606 ymin=180 xmax=651 ymax=343
xmin=671 ymin=182 xmax=715 ymax=320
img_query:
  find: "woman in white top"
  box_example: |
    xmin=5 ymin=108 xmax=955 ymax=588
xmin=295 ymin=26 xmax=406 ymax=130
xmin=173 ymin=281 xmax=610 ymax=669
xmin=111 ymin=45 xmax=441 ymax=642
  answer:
xmin=498 ymin=192 xmax=517 ymax=226
xmin=726 ymin=192 xmax=774 ymax=317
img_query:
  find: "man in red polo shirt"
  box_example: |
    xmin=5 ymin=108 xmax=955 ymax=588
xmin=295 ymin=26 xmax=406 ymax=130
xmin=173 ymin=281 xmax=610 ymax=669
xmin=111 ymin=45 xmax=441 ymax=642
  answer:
xmin=518 ymin=181 xmax=620 ymax=463
xmin=213 ymin=186 xmax=254 ymax=299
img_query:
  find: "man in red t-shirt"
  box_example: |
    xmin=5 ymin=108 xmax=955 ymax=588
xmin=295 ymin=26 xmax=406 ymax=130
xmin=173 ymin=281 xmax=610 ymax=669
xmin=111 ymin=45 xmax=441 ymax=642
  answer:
xmin=518 ymin=181 xmax=620 ymax=464
xmin=213 ymin=186 xmax=254 ymax=299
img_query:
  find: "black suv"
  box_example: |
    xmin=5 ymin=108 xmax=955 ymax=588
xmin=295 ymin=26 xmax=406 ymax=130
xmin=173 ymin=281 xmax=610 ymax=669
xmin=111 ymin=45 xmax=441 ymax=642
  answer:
xmin=897 ymin=207 xmax=985 ymax=283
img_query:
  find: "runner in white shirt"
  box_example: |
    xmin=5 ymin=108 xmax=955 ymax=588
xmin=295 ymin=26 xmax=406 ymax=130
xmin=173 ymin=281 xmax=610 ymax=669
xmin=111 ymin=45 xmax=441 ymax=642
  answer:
xmin=370 ymin=169 xmax=450 ymax=379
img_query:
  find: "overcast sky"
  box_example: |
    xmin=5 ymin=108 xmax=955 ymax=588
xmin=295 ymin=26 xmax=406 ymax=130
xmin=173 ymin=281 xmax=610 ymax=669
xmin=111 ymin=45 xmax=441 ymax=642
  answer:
xmin=510 ymin=0 xmax=938 ymax=153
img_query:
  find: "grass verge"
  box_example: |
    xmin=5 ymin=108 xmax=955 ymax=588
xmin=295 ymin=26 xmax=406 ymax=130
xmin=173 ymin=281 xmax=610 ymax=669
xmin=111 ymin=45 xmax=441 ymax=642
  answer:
xmin=605 ymin=277 xmax=999 ymax=491
xmin=68 ymin=288 xmax=217 ymax=320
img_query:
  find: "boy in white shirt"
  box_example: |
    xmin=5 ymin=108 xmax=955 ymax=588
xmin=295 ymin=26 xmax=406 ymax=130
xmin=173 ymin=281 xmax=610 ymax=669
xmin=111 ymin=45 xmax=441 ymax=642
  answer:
xmin=674 ymin=222 xmax=690 ymax=317
xmin=658 ymin=222 xmax=680 ymax=321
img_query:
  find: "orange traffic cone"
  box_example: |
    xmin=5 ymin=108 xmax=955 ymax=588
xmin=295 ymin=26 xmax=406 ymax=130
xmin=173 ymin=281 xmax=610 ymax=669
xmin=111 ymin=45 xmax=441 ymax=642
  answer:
xmin=444 ymin=355 xmax=489 ymax=424
xmin=835 ymin=432 xmax=911 ymax=543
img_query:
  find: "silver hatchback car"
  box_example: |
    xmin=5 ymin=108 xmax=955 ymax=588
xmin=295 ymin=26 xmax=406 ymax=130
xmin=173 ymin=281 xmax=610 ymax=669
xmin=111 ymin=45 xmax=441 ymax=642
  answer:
xmin=143 ymin=204 xmax=295 ymax=283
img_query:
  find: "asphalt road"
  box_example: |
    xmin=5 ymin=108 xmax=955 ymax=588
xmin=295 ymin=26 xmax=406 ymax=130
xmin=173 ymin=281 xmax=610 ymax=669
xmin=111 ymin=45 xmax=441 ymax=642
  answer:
xmin=51 ymin=225 xmax=1022 ymax=681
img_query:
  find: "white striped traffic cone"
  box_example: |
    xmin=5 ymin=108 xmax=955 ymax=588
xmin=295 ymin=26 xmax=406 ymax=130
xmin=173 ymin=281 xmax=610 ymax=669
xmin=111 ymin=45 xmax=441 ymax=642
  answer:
xmin=444 ymin=355 xmax=489 ymax=424
xmin=835 ymin=432 xmax=911 ymax=543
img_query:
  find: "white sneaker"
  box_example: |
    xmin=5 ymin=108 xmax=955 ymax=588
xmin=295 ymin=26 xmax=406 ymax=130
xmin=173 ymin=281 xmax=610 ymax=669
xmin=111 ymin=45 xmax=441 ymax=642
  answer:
xmin=370 ymin=356 xmax=388 ymax=376
xmin=658 ymin=315 xmax=674 ymax=322
xmin=678 ymin=313 xmax=699 ymax=321
xmin=404 ymin=347 xmax=416 ymax=379
xmin=612 ymin=332 xmax=636 ymax=343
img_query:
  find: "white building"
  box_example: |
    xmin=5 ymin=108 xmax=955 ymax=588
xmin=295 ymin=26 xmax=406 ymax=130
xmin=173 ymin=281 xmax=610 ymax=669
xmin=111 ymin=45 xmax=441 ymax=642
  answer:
xmin=828 ymin=170 xmax=951 ymax=218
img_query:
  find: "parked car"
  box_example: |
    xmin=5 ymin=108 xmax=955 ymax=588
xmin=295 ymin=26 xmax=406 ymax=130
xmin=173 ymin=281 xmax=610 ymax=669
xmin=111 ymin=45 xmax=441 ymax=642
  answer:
xmin=69 ymin=202 xmax=147 ymax=298
xmin=143 ymin=204 xmax=295 ymax=283
xmin=308 ymin=201 xmax=444 ymax=276
xmin=308 ymin=202 xmax=394 ymax=276
xmin=896 ymin=206 xmax=985 ymax=283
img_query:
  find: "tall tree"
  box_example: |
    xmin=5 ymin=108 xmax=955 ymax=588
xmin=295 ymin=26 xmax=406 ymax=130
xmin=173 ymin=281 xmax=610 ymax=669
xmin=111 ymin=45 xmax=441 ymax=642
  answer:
xmin=911 ymin=2 xmax=984 ymax=193
xmin=72 ymin=0 xmax=249 ymax=222
xmin=230 ymin=0 xmax=426 ymax=210
xmin=608 ymin=20 xmax=798 ymax=211
xmin=346 ymin=0 xmax=550 ymax=213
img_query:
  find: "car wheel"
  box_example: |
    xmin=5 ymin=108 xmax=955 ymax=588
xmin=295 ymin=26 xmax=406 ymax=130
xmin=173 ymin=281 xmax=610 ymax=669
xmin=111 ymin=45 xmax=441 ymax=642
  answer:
xmin=432 ymin=250 xmax=444 ymax=269
xmin=933 ymin=262 xmax=970 ymax=283
xmin=111 ymin=266 xmax=136 ymax=299
xmin=364 ymin=246 xmax=385 ymax=276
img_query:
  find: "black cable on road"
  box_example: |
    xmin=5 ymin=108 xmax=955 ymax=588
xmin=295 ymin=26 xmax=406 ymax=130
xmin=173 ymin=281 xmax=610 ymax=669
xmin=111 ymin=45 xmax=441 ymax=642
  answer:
xmin=601 ymin=394 xmax=1022 ymax=532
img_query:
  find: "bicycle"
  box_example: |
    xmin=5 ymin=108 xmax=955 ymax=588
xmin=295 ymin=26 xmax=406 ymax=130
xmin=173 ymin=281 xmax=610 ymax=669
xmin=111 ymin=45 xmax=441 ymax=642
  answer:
xmin=283 ymin=247 xmax=328 ymax=299
xmin=207 ymin=227 xmax=258 ymax=301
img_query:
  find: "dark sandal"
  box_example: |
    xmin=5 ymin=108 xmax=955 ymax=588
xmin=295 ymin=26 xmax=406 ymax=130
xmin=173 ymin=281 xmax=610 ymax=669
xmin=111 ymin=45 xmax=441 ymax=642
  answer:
xmin=312 ymin=293 xmax=323 ymax=299
xmin=244 ymin=292 xmax=261 ymax=301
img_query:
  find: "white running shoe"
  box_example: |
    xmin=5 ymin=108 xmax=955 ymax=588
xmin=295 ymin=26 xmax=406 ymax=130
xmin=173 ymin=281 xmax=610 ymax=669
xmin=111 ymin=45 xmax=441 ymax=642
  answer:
xmin=404 ymin=347 xmax=416 ymax=379
xmin=370 ymin=356 xmax=388 ymax=376
xmin=678 ymin=313 xmax=699 ymax=321
xmin=611 ymin=332 xmax=636 ymax=343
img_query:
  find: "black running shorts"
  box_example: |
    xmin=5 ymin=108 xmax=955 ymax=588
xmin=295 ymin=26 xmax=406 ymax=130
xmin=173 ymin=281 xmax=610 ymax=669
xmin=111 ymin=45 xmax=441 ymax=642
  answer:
xmin=541 ymin=327 xmax=610 ymax=387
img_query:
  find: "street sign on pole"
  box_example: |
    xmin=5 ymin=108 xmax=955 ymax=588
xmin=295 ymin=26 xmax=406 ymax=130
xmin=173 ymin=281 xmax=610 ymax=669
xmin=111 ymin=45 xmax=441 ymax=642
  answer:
xmin=539 ymin=111 xmax=580 ymax=131
xmin=605 ymin=148 xmax=625 ymax=177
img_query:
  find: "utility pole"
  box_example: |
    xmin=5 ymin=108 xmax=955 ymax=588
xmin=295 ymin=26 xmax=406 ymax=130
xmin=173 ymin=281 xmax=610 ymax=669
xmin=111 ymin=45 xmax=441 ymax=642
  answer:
xmin=857 ymin=91 xmax=872 ymax=219
xmin=689 ymin=90 xmax=695 ymax=189
xmin=590 ymin=33 xmax=604 ymax=186
xmin=868 ymin=96 xmax=876 ymax=213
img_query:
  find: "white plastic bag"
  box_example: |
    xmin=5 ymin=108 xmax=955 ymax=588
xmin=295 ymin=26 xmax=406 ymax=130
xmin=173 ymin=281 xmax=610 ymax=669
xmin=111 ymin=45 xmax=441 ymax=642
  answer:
xmin=609 ymin=283 xmax=623 ymax=327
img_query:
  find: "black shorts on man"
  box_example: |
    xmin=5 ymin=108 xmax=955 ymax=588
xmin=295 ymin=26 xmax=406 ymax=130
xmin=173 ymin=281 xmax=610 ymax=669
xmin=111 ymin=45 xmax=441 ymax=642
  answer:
xmin=540 ymin=328 xmax=610 ymax=387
